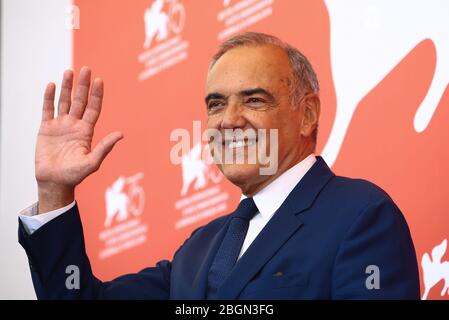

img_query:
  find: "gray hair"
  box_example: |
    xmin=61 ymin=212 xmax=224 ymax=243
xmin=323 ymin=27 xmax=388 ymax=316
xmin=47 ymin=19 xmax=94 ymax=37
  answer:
xmin=209 ymin=32 xmax=320 ymax=108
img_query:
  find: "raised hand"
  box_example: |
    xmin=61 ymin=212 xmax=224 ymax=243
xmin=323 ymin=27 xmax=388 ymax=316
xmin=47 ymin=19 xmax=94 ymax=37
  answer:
xmin=35 ymin=67 xmax=123 ymax=213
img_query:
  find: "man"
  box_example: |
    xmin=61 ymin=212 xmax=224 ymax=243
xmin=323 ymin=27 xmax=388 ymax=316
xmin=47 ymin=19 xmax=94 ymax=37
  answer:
xmin=18 ymin=32 xmax=420 ymax=299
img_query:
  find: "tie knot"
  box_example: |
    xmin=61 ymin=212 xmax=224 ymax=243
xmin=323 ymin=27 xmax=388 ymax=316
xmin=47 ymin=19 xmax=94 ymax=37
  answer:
xmin=233 ymin=197 xmax=258 ymax=221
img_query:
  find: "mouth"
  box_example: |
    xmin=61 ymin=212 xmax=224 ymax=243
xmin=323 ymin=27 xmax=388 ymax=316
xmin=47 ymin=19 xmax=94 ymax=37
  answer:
xmin=223 ymin=138 xmax=257 ymax=149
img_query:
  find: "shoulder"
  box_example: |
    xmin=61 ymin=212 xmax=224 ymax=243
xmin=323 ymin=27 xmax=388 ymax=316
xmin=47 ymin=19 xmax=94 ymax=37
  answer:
xmin=325 ymin=175 xmax=395 ymax=207
xmin=311 ymin=174 xmax=405 ymax=235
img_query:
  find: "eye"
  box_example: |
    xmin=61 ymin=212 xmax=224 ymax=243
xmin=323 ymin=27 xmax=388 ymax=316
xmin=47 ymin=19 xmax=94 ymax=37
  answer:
xmin=207 ymin=100 xmax=226 ymax=111
xmin=246 ymin=97 xmax=265 ymax=105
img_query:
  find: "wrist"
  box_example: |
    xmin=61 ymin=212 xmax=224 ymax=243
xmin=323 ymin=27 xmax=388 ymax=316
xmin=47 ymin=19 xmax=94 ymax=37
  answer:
xmin=37 ymin=182 xmax=75 ymax=214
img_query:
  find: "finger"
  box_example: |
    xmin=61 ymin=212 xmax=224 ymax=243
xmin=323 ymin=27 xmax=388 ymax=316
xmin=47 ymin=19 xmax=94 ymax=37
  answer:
xmin=42 ymin=82 xmax=56 ymax=122
xmin=69 ymin=66 xmax=91 ymax=119
xmin=57 ymin=69 xmax=74 ymax=116
xmin=83 ymin=78 xmax=103 ymax=126
xmin=88 ymin=131 xmax=124 ymax=172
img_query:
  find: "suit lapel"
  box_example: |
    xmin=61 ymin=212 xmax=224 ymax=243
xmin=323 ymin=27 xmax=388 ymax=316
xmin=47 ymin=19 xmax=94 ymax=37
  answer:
xmin=215 ymin=204 xmax=304 ymax=299
xmin=215 ymin=156 xmax=335 ymax=299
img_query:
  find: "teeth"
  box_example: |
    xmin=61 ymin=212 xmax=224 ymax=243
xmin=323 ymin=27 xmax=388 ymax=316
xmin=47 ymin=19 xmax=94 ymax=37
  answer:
xmin=226 ymin=140 xmax=256 ymax=149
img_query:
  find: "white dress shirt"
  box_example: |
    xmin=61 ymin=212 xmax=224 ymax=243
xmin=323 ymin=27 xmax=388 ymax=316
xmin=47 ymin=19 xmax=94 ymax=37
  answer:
xmin=19 ymin=154 xmax=317 ymax=259
xmin=237 ymin=153 xmax=316 ymax=259
xmin=19 ymin=200 xmax=76 ymax=235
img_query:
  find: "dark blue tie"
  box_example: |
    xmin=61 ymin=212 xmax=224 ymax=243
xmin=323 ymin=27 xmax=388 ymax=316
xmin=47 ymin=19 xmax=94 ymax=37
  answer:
xmin=206 ymin=197 xmax=258 ymax=299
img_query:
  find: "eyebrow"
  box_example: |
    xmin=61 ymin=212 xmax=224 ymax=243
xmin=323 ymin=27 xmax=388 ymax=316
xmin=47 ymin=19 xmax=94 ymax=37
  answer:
xmin=205 ymin=92 xmax=226 ymax=105
xmin=205 ymin=87 xmax=275 ymax=105
xmin=239 ymin=87 xmax=275 ymax=100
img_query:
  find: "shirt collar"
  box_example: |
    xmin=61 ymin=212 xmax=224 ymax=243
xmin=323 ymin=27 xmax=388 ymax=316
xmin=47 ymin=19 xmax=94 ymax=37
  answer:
xmin=240 ymin=153 xmax=317 ymax=220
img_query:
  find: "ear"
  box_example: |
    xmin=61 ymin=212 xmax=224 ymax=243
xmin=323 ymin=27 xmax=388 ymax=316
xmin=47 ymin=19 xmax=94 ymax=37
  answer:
xmin=300 ymin=93 xmax=320 ymax=137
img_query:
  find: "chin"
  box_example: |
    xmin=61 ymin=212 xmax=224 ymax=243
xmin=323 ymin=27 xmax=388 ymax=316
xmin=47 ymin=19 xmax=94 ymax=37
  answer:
xmin=220 ymin=163 xmax=261 ymax=187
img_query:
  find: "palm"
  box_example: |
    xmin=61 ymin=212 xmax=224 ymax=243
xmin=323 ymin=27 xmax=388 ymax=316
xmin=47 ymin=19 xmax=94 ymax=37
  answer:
xmin=36 ymin=67 xmax=123 ymax=189
xmin=36 ymin=116 xmax=94 ymax=186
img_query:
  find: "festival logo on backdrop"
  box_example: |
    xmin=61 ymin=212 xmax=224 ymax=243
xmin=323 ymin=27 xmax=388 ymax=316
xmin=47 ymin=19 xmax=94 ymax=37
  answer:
xmin=179 ymin=143 xmax=222 ymax=196
xmin=322 ymin=0 xmax=449 ymax=166
xmin=421 ymin=239 xmax=449 ymax=300
xmin=168 ymin=122 xmax=230 ymax=232
xmin=138 ymin=0 xmax=189 ymax=81
xmin=217 ymin=0 xmax=274 ymax=41
xmin=98 ymin=173 xmax=148 ymax=259
xmin=174 ymin=142 xmax=229 ymax=230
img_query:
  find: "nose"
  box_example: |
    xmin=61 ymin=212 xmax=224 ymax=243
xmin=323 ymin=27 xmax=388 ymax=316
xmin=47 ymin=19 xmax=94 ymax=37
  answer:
xmin=220 ymin=100 xmax=246 ymax=129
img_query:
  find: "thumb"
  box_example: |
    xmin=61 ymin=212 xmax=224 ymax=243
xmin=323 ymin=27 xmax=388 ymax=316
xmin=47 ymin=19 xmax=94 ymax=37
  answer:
xmin=88 ymin=131 xmax=124 ymax=172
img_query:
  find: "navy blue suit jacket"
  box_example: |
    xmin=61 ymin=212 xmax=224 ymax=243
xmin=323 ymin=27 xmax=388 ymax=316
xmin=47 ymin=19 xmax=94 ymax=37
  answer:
xmin=19 ymin=157 xmax=420 ymax=299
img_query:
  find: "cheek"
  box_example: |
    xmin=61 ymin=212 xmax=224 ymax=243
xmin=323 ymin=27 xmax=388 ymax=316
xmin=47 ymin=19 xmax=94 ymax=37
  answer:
xmin=245 ymin=111 xmax=279 ymax=130
xmin=276 ymin=112 xmax=302 ymax=146
xmin=280 ymin=118 xmax=300 ymax=138
xmin=207 ymin=115 xmax=221 ymax=129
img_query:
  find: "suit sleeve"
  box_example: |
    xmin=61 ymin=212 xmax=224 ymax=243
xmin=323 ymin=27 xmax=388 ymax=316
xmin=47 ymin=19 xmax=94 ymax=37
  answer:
xmin=18 ymin=203 xmax=171 ymax=299
xmin=331 ymin=197 xmax=420 ymax=299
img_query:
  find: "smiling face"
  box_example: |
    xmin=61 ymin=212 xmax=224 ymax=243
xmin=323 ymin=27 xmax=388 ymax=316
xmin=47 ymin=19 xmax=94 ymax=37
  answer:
xmin=206 ymin=44 xmax=319 ymax=195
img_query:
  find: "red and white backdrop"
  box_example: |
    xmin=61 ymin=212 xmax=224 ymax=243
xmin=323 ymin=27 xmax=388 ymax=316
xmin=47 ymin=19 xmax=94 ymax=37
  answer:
xmin=71 ymin=0 xmax=449 ymax=300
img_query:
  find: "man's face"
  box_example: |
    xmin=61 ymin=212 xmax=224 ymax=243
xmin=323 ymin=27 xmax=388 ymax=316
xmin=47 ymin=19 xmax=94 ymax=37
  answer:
xmin=206 ymin=45 xmax=311 ymax=195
